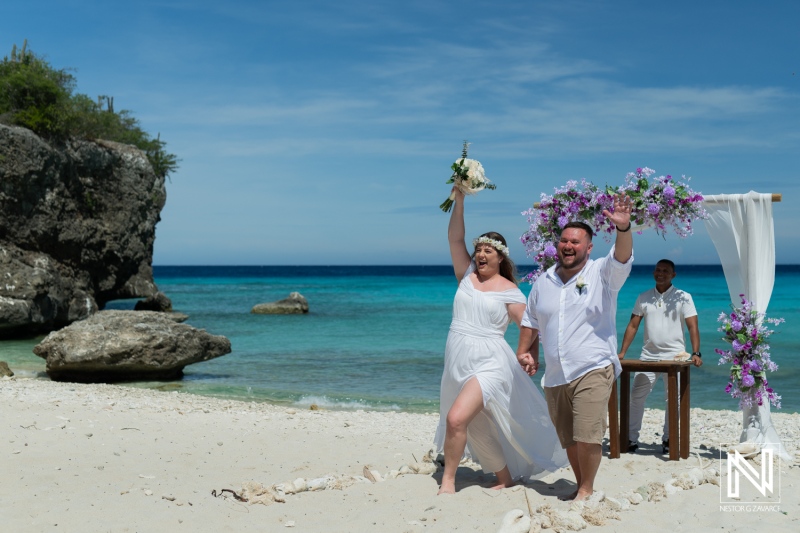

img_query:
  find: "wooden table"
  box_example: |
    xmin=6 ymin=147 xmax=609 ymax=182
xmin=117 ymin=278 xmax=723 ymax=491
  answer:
xmin=607 ymin=360 xmax=692 ymax=460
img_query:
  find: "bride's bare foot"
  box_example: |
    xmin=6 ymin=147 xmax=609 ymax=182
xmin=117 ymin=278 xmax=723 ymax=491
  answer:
xmin=573 ymin=488 xmax=593 ymax=502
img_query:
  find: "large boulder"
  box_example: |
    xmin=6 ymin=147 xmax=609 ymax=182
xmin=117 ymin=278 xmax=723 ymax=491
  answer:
xmin=251 ymin=292 xmax=309 ymax=315
xmin=33 ymin=310 xmax=231 ymax=382
xmin=0 ymin=124 xmax=166 ymax=338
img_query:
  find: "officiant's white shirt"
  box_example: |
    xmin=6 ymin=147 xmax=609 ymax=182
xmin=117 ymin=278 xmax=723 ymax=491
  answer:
xmin=522 ymin=246 xmax=632 ymax=387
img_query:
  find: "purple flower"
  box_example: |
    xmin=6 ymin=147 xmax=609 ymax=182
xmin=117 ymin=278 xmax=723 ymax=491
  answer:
xmin=647 ymin=203 xmax=660 ymax=215
xmin=725 ymin=383 xmax=733 ymax=393
xmin=558 ymin=215 xmax=569 ymax=227
xmin=543 ymin=243 xmax=557 ymax=258
xmin=663 ymin=185 xmax=676 ymax=198
xmin=742 ymin=374 xmax=756 ymax=387
xmin=731 ymin=319 xmax=743 ymax=332
xmin=732 ymin=340 xmax=745 ymax=352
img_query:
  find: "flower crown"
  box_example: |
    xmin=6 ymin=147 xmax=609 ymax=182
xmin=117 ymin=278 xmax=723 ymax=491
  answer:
xmin=472 ymin=236 xmax=510 ymax=257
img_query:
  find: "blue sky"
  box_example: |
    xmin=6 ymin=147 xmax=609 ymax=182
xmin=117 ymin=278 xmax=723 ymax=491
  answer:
xmin=3 ymin=1 xmax=798 ymax=265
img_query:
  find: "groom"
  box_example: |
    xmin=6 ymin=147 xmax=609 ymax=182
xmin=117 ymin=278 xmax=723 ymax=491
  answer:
xmin=516 ymin=193 xmax=633 ymax=501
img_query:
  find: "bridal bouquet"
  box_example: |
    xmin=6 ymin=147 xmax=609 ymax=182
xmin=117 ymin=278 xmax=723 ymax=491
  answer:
xmin=439 ymin=141 xmax=496 ymax=212
xmin=716 ymin=295 xmax=783 ymax=409
xmin=520 ymin=167 xmax=707 ymax=282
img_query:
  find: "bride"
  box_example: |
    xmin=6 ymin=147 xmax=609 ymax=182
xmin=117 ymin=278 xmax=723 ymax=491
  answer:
xmin=434 ymin=187 xmax=567 ymax=494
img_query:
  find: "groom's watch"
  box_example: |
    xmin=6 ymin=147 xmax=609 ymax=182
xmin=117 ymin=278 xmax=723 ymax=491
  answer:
xmin=691 ymin=351 xmax=702 ymax=358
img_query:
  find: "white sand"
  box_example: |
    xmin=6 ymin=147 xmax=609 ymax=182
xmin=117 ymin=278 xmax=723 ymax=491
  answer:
xmin=2 ymin=377 xmax=798 ymax=532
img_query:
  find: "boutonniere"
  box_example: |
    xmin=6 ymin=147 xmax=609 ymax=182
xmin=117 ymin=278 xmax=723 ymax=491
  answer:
xmin=576 ymin=276 xmax=587 ymax=295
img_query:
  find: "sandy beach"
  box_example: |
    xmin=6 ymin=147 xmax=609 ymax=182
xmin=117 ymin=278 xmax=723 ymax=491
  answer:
xmin=2 ymin=377 xmax=798 ymax=532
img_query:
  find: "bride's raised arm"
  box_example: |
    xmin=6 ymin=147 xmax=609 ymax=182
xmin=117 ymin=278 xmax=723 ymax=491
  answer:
xmin=448 ymin=186 xmax=471 ymax=281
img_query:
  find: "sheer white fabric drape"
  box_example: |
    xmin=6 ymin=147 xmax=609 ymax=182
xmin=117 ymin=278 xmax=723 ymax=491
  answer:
xmin=703 ymin=191 xmax=790 ymax=460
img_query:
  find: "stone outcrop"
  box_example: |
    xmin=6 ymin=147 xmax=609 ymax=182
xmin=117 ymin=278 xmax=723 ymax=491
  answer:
xmin=0 ymin=361 xmax=13 ymax=377
xmin=134 ymin=291 xmax=173 ymax=312
xmin=251 ymin=292 xmax=309 ymax=315
xmin=0 ymin=124 xmax=166 ymax=338
xmin=33 ymin=310 xmax=231 ymax=382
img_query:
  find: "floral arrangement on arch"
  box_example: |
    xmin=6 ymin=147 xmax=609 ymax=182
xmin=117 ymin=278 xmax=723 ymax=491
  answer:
xmin=520 ymin=167 xmax=707 ymax=282
xmin=716 ymin=294 xmax=783 ymax=409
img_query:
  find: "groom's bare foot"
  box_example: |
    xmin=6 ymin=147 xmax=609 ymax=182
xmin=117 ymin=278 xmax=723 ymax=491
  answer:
xmin=573 ymin=488 xmax=593 ymax=502
xmin=489 ymin=479 xmax=517 ymax=490
xmin=558 ymin=489 xmax=579 ymax=501
xmin=437 ymin=482 xmax=456 ymax=495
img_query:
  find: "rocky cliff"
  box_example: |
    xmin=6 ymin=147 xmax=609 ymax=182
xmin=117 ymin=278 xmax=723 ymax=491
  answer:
xmin=0 ymin=124 xmax=166 ymax=338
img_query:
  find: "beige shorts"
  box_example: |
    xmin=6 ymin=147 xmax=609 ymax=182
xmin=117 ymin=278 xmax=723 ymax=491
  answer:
xmin=544 ymin=364 xmax=615 ymax=448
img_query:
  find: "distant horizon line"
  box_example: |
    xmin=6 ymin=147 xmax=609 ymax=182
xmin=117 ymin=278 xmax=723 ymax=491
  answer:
xmin=151 ymin=263 xmax=800 ymax=268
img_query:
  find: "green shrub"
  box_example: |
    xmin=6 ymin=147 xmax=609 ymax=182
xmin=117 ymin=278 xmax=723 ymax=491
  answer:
xmin=1 ymin=41 xmax=179 ymax=178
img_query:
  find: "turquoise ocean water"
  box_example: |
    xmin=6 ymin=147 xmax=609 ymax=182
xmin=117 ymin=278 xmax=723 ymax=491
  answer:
xmin=3 ymin=265 xmax=798 ymax=413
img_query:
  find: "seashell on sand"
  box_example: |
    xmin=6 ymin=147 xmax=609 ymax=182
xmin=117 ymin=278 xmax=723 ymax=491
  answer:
xmin=496 ymin=509 xmax=530 ymax=533
xmin=306 ymin=476 xmax=332 ymax=491
xmin=728 ymin=442 xmax=759 ymax=456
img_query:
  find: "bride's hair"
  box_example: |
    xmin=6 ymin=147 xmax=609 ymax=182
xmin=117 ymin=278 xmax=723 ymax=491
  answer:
xmin=472 ymin=232 xmax=518 ymax=284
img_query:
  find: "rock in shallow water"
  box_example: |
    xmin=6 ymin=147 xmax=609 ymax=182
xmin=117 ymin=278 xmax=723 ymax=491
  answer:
xmin=134 ymin=291 xmax=173 ymax=312
xmin=33 ymin=310 xmax=231 ymax=382
xmin=0 ymin=361 xmax=14 ymax=377
xmin=251 ymin=292 xmax=309 ymax=315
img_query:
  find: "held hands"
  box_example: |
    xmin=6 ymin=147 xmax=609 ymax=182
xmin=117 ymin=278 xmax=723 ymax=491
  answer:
xmin=602 ymin=192 xmax=632 ymax=230
xmin=517 ymin=352 xmax=539 ymax=376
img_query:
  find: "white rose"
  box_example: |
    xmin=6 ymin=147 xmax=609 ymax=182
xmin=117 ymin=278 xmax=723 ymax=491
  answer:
xmin=455 ymin=158 xmax=489 ymax=194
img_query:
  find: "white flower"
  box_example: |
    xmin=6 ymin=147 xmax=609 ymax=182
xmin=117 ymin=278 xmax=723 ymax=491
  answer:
xmin=455 ymin=158 xmax=490 ymax=194
xmin=576 ymin=275 xmax=587 ymax=294
xmin=472 ymin=236 xmax=510 ymax=257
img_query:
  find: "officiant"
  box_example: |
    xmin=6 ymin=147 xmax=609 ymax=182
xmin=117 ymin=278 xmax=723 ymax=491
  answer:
xmin=617 ymin=259 xmax=702 ymax=455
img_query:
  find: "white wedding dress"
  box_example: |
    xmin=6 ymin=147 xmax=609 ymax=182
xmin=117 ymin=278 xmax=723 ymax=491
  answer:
xmin=434 ymin=263 xmax=568 ymax=480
